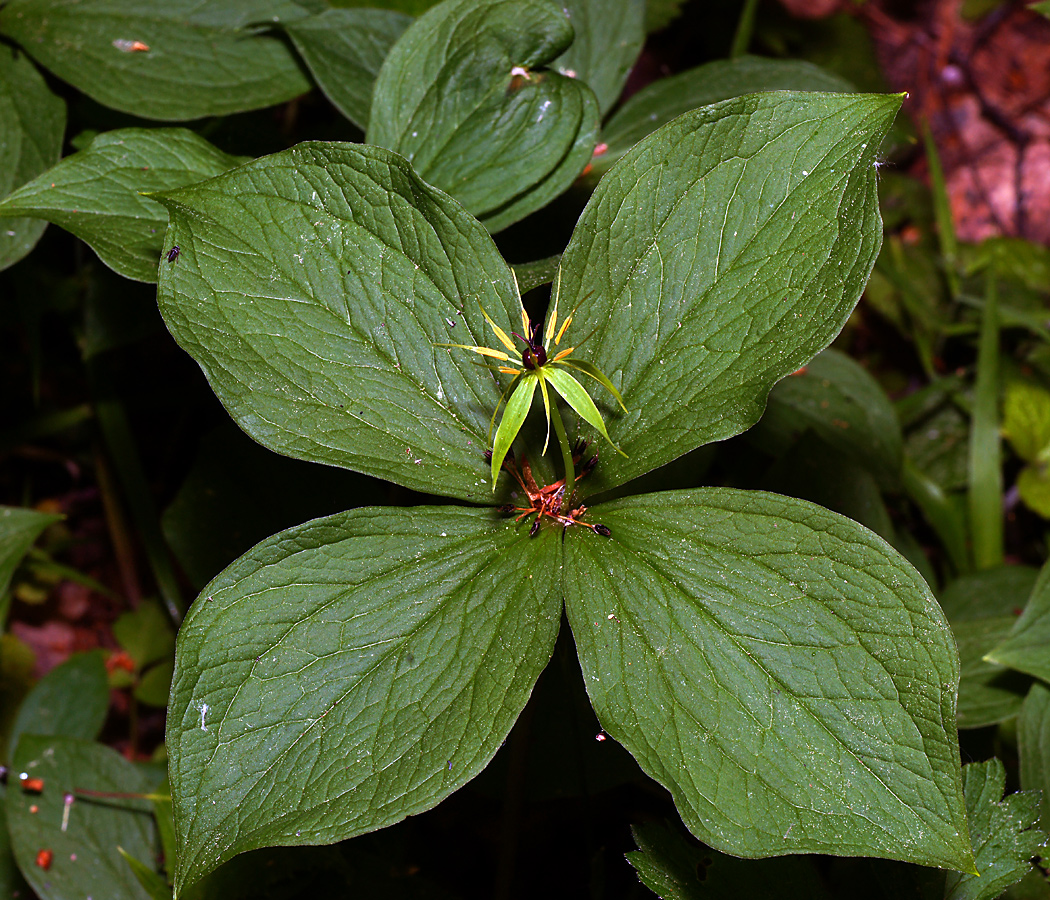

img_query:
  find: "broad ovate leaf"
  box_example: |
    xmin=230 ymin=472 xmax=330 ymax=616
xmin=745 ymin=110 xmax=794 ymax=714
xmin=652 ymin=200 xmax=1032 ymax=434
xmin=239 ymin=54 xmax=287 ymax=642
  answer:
xmin=0 ymin=129 xmax=244 ymax=282
xmin=0 ymin=45 xmax=65 ymax=271
xmin=555 ymin=91 xmax=901 ymax=496
xmin=368 ymin=0 xmax=599 ymax=230
xmin=564 ymin=488 xmax=974 ymax=871
xmin=284 ymin=8 xmax=412 ymax=130
xmin=0 ymin=0 xmax=311 ymax=121
xmin=155 ymin=142 xmax=523 ymax=502
xmin=168 ymin=506 xmax=562 ymax=893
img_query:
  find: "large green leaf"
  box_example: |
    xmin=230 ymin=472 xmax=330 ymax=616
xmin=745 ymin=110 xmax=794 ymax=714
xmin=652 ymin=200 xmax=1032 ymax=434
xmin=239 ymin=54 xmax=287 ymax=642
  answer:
xmin=8 ymin=734 xmax=157 ymax=900
xmin=284 ymin=8 xmax=412 ymax=130
xmin=551 ymin=0 xmax=645 ymax=116
xmin=0 ymin=0 xmax=311 ymax=121
xmin=595 ymin=56 xmax=855 ymax=177
xmin=168 ymin=505 xmax=562 ymax=893
xmin=0 ymin=128 xmax=244 ymax=282
xmin=7 ymin=650 xmax=109 ymax=755
xmin=155 ymin=142 xmax=522 ymax=502
xmin=0 ymin=45 xmax=65 ymax=272
xmin=368 ymin=0 xmax=599 ymax=230
xmin=564 ymin=488 xmax=973 ymax=870
xmin=555 ymin=91 xmax=901 ymax=496
xmin=986 ymin=562 xmax=1050 ymax=681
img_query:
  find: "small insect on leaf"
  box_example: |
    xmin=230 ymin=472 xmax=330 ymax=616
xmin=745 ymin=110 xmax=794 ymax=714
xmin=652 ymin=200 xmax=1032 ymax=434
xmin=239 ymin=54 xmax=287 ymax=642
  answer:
xmin=166 ymin=245 xmax=180 ymax=263
xmin=112 ymin=39 xmax=150 ymax=53
xmin=35 ymin=849 xmax=53 ymax=870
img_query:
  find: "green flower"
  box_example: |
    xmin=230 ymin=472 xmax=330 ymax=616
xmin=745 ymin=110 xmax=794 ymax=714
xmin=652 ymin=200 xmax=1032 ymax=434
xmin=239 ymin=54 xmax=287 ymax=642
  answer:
xmin=442 ymin=279 xmax=627 ymax=488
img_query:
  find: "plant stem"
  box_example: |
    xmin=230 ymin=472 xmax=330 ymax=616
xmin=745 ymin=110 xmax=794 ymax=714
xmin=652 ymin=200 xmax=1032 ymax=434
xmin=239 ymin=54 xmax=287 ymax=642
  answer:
xmin=730 ymin=0 xmax=760 ymax=58
xmin=549 ymin=400 xmax=574 ymax=510
xmin=923 ymin=120 xmax=960 ymax=300
xmin=968 ymin=268 xmax=1004 ymax=570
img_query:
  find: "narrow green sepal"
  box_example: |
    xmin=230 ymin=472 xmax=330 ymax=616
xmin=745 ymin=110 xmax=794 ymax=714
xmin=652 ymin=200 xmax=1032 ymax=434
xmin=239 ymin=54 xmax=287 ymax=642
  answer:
xmin=560 ymin=359 xmax=628 ymax=412
xmin=544 ymin=367 xmax=626 ymax=456
xmin=491 ymin=375 xmax=538 ymax=487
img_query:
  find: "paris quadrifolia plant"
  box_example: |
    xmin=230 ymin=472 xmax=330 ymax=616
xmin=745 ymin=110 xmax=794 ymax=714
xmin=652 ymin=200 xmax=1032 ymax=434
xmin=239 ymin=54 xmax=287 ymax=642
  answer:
xmin=440 ymin=270 xmax=627 ymax=494
xmin=7 ymin=0 xmax=1032 ymax=895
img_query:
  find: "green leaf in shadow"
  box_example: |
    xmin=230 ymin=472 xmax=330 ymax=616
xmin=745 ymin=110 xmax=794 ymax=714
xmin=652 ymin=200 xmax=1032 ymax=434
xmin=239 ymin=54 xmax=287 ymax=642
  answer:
xmin=285 ymin=8 xmax=412 ymax=131
xmin=0 ymin=45 xmax=65 ymax=272
xmin=368 ymin=0 xmax=599 ymax=230
xmin=0 ymin=0 xmax=311 ymax=121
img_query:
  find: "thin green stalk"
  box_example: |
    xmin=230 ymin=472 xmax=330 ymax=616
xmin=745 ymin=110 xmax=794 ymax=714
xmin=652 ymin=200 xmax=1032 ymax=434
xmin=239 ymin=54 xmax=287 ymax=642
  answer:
xmin=548 ymin=398 xmax=574 ymax=510
xmin=730 ymin=0 xmax=760 ymax=58
xmin=922 ymin=120 xmax=960 ymax=299
xmin=968 ymin=268 xmax=1004 ymax=569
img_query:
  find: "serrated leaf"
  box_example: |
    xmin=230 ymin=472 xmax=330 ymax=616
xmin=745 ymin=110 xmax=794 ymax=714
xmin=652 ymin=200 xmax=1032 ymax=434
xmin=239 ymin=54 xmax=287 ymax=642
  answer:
xmin=551 ymin=0 xmax=645 ymax=116
xmin=752 ymin=348 xmax=903 ymax=482
xmin=0 ymin=0 xmax=311 ymax=121
xmin=8 ymin=734 xmax=157 ymax=900
xmin=627 ymin=820 xmax=832 ymax=900
xmin=0 ymin=128 xmax=244 ymax=282
xmin=987 ymin=561 xmax=1050 ymax=681
xmin=167 ymin=505 xmax=562 ymax=893
xmin=284 ymin=8 xmax=412 ymax=130
xmin=368 ymin=0 xmax=599 ymax=230
xmin=8 ymin=650 xmax=110 ymax=753
xmin=942 ymin=759 xmax=1045 ymax=900
xmin=155 ymin=142 xmax=523 ymax=503
xmin=1019 ymin=682 xmax=1050 ymax=828
xmin=596 ymin=57 xmax=855 ymax=176
xmin=564 ymin=488 xmax=973 ymax=870
xmin=556 ymin=91 xmax=900 ymax=496
xmin=0 ymin=45 xmax=65 ymax=272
